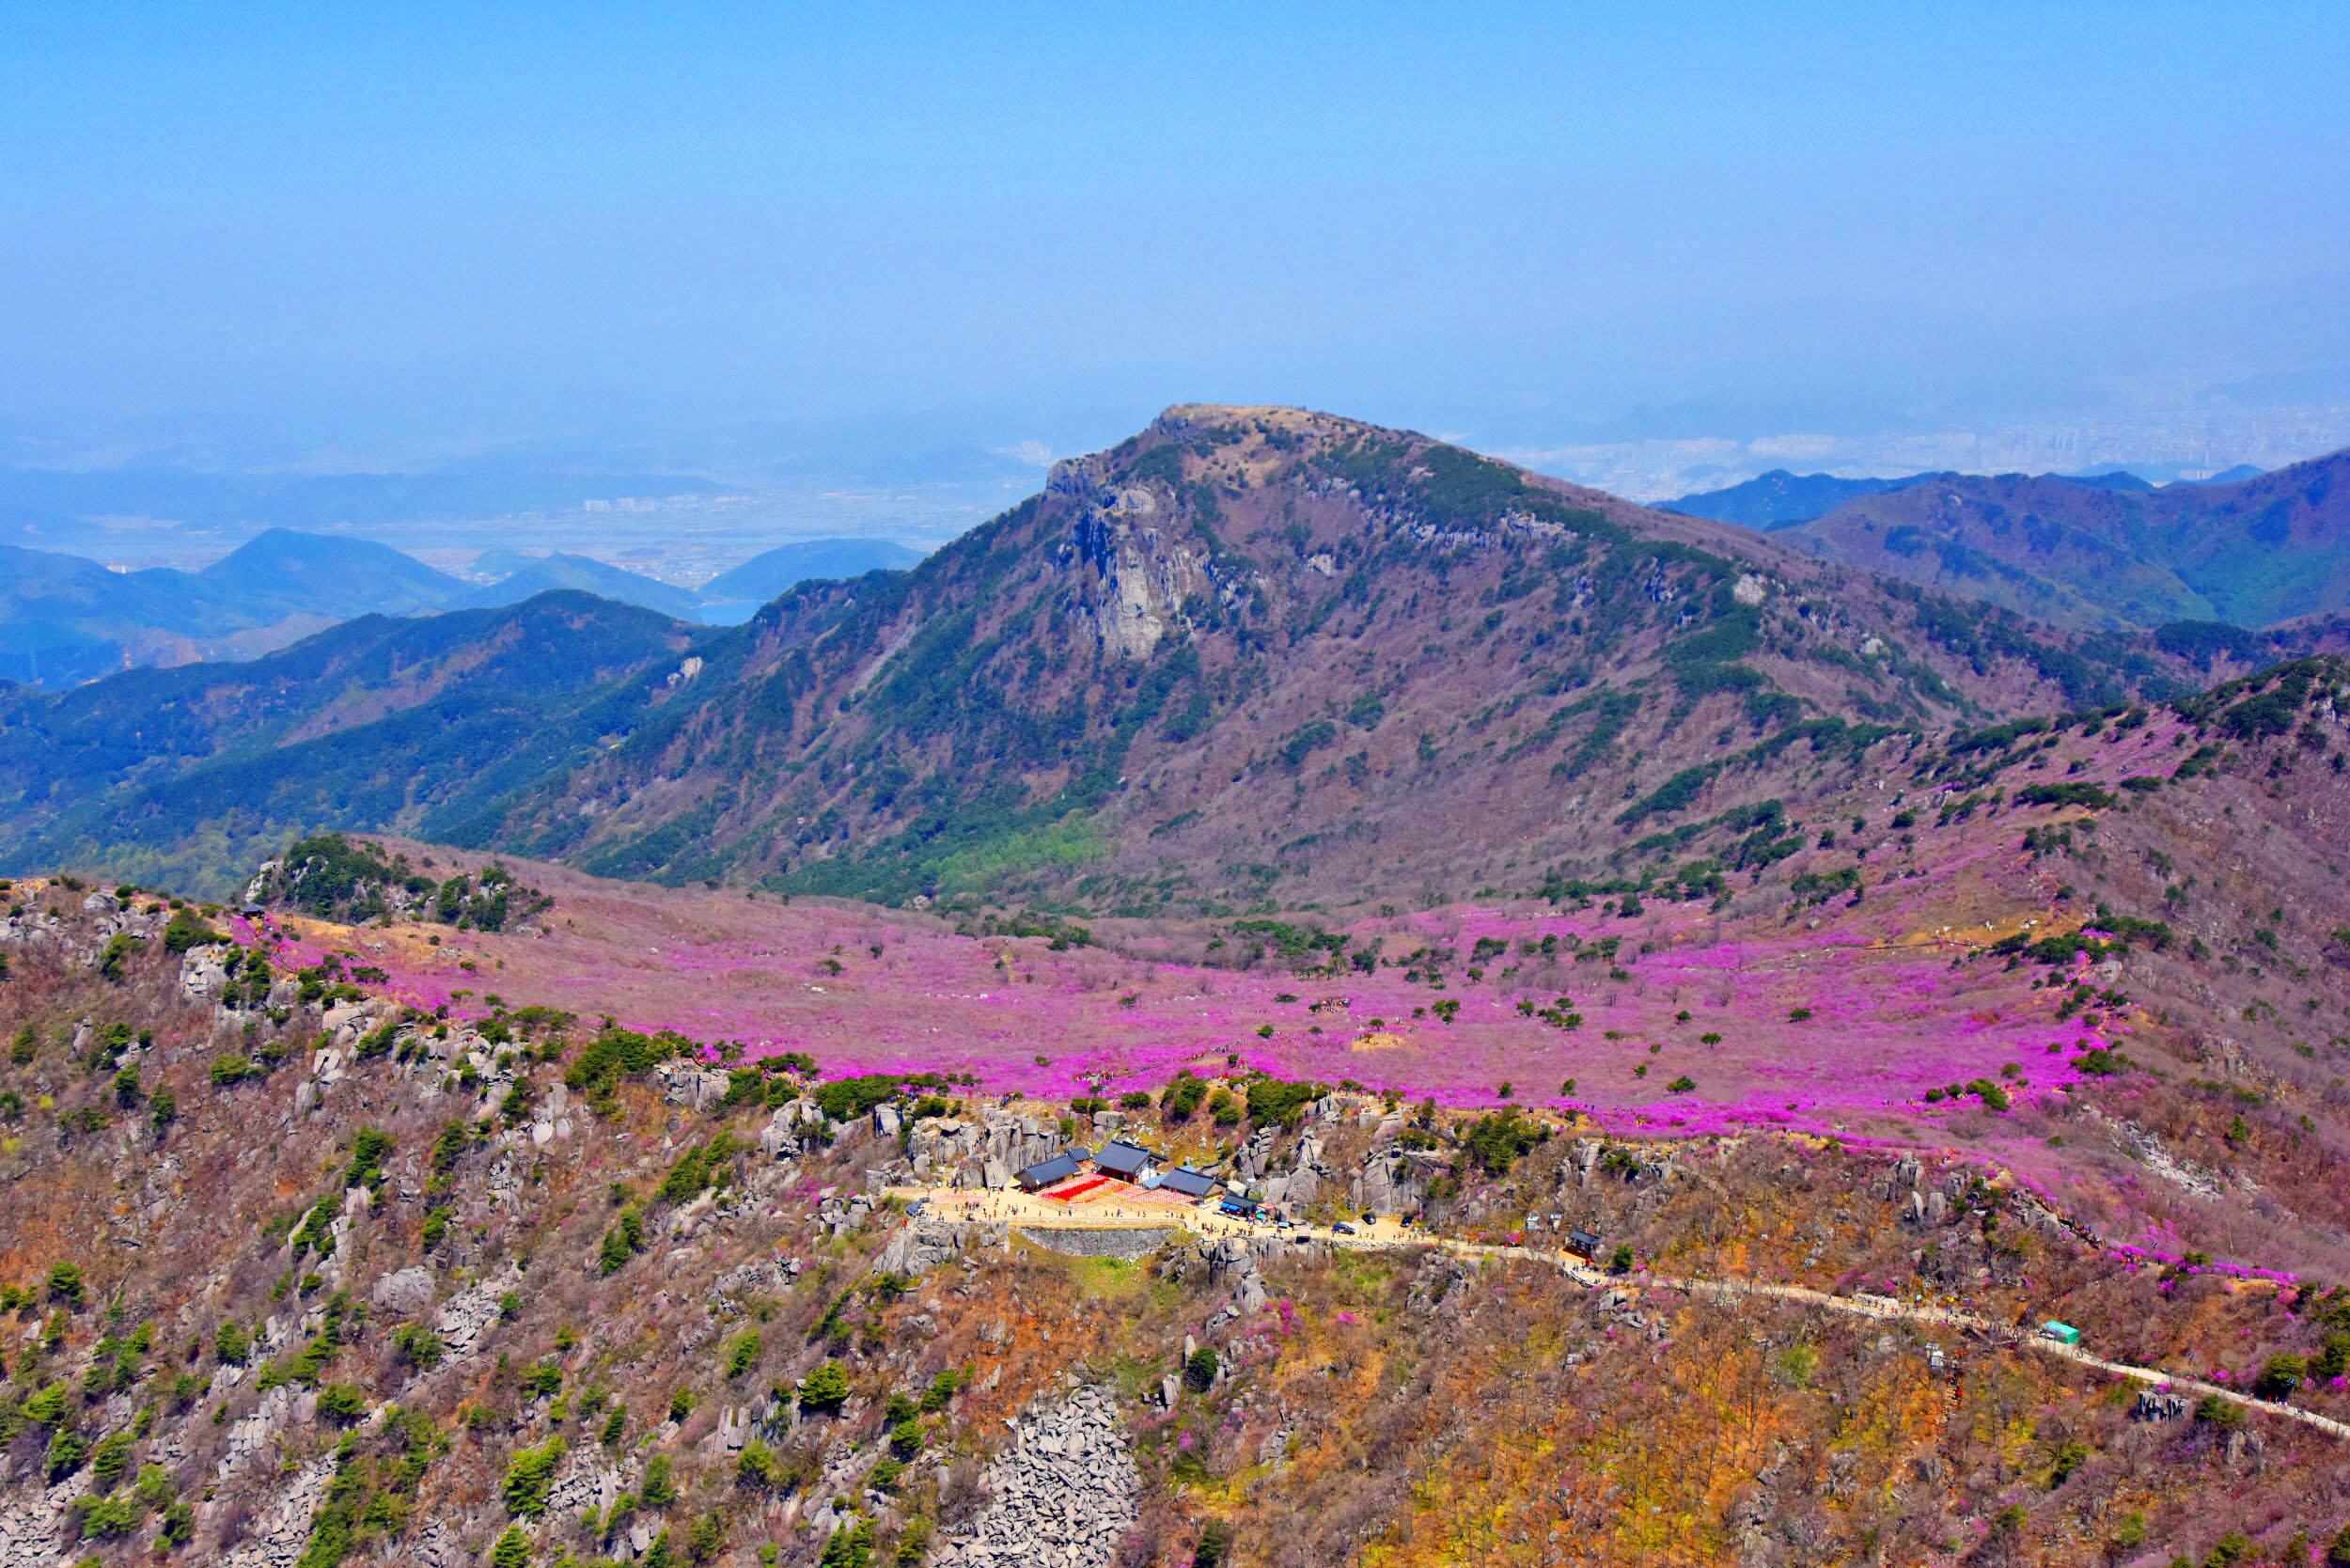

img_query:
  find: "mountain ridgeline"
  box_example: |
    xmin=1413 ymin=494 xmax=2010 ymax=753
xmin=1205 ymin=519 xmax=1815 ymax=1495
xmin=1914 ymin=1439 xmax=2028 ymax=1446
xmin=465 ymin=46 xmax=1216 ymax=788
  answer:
xmin=0 ymin=594 xmax=704 ymax=895
xmin=1770 ymin=451 xmax=2350 ymax=631
xmin=0 ymin=405 xmax=2333 ymax=909
xmin=0 ymin=525 xmax=923 ymax=687
xmin=469 ymin=407 xmax=2279 ymax=914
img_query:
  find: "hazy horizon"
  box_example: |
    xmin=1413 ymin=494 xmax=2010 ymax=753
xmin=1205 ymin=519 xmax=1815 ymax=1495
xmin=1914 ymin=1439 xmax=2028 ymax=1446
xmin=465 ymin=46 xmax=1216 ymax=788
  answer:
xmin=6 ymin=3 xmax=2348 ymax=545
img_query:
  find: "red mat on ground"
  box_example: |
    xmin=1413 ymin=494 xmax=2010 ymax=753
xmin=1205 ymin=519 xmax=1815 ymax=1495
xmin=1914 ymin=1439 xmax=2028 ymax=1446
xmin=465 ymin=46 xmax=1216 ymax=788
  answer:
xmin=1043 ymin=1174 xmax=1118 ymax=1203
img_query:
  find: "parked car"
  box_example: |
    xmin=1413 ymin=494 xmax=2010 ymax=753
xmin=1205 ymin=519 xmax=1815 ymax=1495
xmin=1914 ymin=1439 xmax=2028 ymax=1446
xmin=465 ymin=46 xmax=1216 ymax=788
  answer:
xmin=1332 ymin=1222 xmax=1357 ymax=1235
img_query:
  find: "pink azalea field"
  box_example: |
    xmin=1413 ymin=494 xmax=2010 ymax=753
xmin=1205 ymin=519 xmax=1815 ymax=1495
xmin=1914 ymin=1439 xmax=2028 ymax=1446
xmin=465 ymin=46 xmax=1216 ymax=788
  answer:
xmin=236 ymin=790 xmax=2139 ymax=1147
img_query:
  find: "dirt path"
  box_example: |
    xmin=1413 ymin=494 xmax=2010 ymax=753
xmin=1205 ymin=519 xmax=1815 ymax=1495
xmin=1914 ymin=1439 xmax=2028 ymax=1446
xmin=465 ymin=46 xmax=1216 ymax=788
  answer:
xmin=888 ymin=1184 xmax=2350 ymax=1442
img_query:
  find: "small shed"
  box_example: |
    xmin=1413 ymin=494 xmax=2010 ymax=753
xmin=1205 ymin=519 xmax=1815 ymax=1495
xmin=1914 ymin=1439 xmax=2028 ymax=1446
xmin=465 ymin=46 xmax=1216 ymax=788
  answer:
xmin=1016 ymin=1153 xmax=1082 ymax=1191
xmin=2042 ymin=1321 xmax=2081 ymax=1346
xmin=1158 ymin=1167 xmax=1217 ymax=1200
xmin=1092 ymin=1139 xmax=1157 ymax=1183
xmin=1566 ymin=1229 xmax=1604 ymax=1259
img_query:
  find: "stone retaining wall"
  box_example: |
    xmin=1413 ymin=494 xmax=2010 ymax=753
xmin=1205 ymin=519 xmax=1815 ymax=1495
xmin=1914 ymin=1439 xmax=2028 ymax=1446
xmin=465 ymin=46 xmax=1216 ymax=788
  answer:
xmin=1012 ymin=1225 xmax=1176 ymax=1261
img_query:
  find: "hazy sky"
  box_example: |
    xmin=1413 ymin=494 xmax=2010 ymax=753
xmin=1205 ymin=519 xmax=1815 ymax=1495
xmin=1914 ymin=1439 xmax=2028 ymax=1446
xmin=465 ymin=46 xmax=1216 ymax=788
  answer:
xmin=5 ymin=2 xmax=2347 ymax=477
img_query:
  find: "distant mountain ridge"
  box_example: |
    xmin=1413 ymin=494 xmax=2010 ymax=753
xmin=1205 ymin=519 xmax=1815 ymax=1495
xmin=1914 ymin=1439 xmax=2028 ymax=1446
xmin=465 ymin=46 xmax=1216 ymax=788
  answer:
xmin=1774 ymin=448 xmax=2350 ymax=629
xmin=0 ymin=529 xmax=923 ymax=685
xmin=1659 ymin=469 xmax=1930 ymax=528
xmin=699 ymin=538 xmax=926 ymax=604
xmin=459 ymin=552 xmax=703 ymax=619
xmin=1660 ymin=462 xmax=2278 ymax=530
xmin=0 ymin=592 xmax=702 ymax=891
xmin=5 ymin=407 xmax=2336 ymax=903
xmin=0 ymin=528 xmax=472 ymax=685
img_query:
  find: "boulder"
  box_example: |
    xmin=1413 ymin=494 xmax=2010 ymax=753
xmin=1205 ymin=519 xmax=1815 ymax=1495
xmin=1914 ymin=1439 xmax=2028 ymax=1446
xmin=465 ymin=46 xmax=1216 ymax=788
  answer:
xmin=370 ymin=1267 xmax=435 ymax=1317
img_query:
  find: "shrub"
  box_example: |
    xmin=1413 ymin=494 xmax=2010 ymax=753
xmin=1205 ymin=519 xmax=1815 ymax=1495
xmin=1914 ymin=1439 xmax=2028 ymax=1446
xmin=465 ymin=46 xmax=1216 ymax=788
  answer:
xmin=2194 ymin=1394 xmax=2245 ymax=1430
xmin=1183 ymin=1346 xmax=1218 ymax=1392
xmin=492 ymin=1524 xmax=533 ymax=1567
xmin=47 ymin=1263 xmax=84 ymax=1306
xmin=737 ymin=1436 xmax=787 ymax=1489
xmin=1194 ymin=1519 xmax=1235 ymax=1568
xmin=215 ymin=1321 xmax=251 ymax=1365
xmin=725 ymin=1330 xmax=761 ymax=1379
xmin=162 ymin=908 xmax=223 ymax=952
xmin=70 ymin=1494 xmax=140 ymax=1540
xmin=46 ymin=1428 xmax=88 ymax=1482
xmin=343 ymin=1127 xmax=395 ymax=1190
xmin=889 ymin=1418 xmax=925 ymax=1460
xmin=641 ymin=1452 xmax=678 ymax=1507
xmin=520 ymin=1360 xmax=563 ymax=1399
xmin=87 ymin=1427 xmax=136 ymax=1488
xmin=1772 ymin=1344 xmax=1818 ymax=1388
xmin=600 ymin=1208 xmax=648 ymax=1272
xmin=316 ymin=1382 xmax=368 ymax=1423
xmin=503 ymin=1437 xmax=565 ymax=1515
xmin=1666 ymin=1075 xmax=1697 ymax=1094
xmin=2253 ymin=1353 xmax=2307 ymax=1401
xmin=422 ymin=1206 xmax=456 ymax=1251
xmin=24 ymin=1382 xmax=70 ymax=1427
xmin=96 ymin=933 xmax=139 ymax=981
xmin=798 ymin=1361 xmax=852 ymax=1415
xmin=395 ymin=1325 xmax=445 ymax=1371
xmin=210 ymin=1054 xmax=253 ymax=1086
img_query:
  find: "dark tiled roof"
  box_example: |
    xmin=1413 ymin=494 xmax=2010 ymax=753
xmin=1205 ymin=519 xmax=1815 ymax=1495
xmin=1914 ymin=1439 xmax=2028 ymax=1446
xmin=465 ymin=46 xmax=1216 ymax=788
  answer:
xmin=1158 ymin=1168 xmax=1217 ymax=1198
xmin=1092 ymin=1139 xmax=1153 ymax=1176
xmin=1017 ymin=1153 xmax=1081 ymax=1187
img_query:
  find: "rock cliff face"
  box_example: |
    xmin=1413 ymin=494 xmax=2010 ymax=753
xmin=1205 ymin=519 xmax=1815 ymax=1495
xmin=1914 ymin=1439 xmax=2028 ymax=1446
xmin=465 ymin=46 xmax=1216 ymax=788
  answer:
xmin=1052 ymin=455 xmax=1217 ymax=662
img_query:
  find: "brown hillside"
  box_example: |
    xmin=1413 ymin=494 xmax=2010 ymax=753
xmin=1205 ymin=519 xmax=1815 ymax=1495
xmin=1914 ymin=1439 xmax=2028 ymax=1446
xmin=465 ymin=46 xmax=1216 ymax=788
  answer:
xmin=489 ymin=406 xmax=2202 ymax=916
xmin=1778 ymin=448 xmax=2350 ymax=631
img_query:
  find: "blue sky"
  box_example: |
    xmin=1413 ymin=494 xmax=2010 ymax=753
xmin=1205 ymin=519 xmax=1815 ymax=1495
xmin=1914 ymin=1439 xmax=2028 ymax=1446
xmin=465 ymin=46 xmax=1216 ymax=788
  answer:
xmin=4 ymin=3 xmax=2346 ymax=476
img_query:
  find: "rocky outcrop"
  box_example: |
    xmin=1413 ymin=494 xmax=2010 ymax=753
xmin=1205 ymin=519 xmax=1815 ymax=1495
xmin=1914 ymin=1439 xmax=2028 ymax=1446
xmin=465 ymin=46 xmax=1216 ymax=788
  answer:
xmin=370 ymin=1265 xmax=437 ymax=1317
xmin=902 ymin=1111 xmax=1066 ymax=1189
xmin=179 ymin=942 xmax=236 ymax=1003
xmin=658 ymin=1063 xmax=733 ymax=1111
xmin=876 ymin=1217 xmax=1008 ymax=1277
xmin=220 ymin=1457 xmax=338 ymax=1568
xmin=432 ymin=1268 xmax=522 ymax=1361
xmin=935 ymin=1384 xmax=1140 ymax=1568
